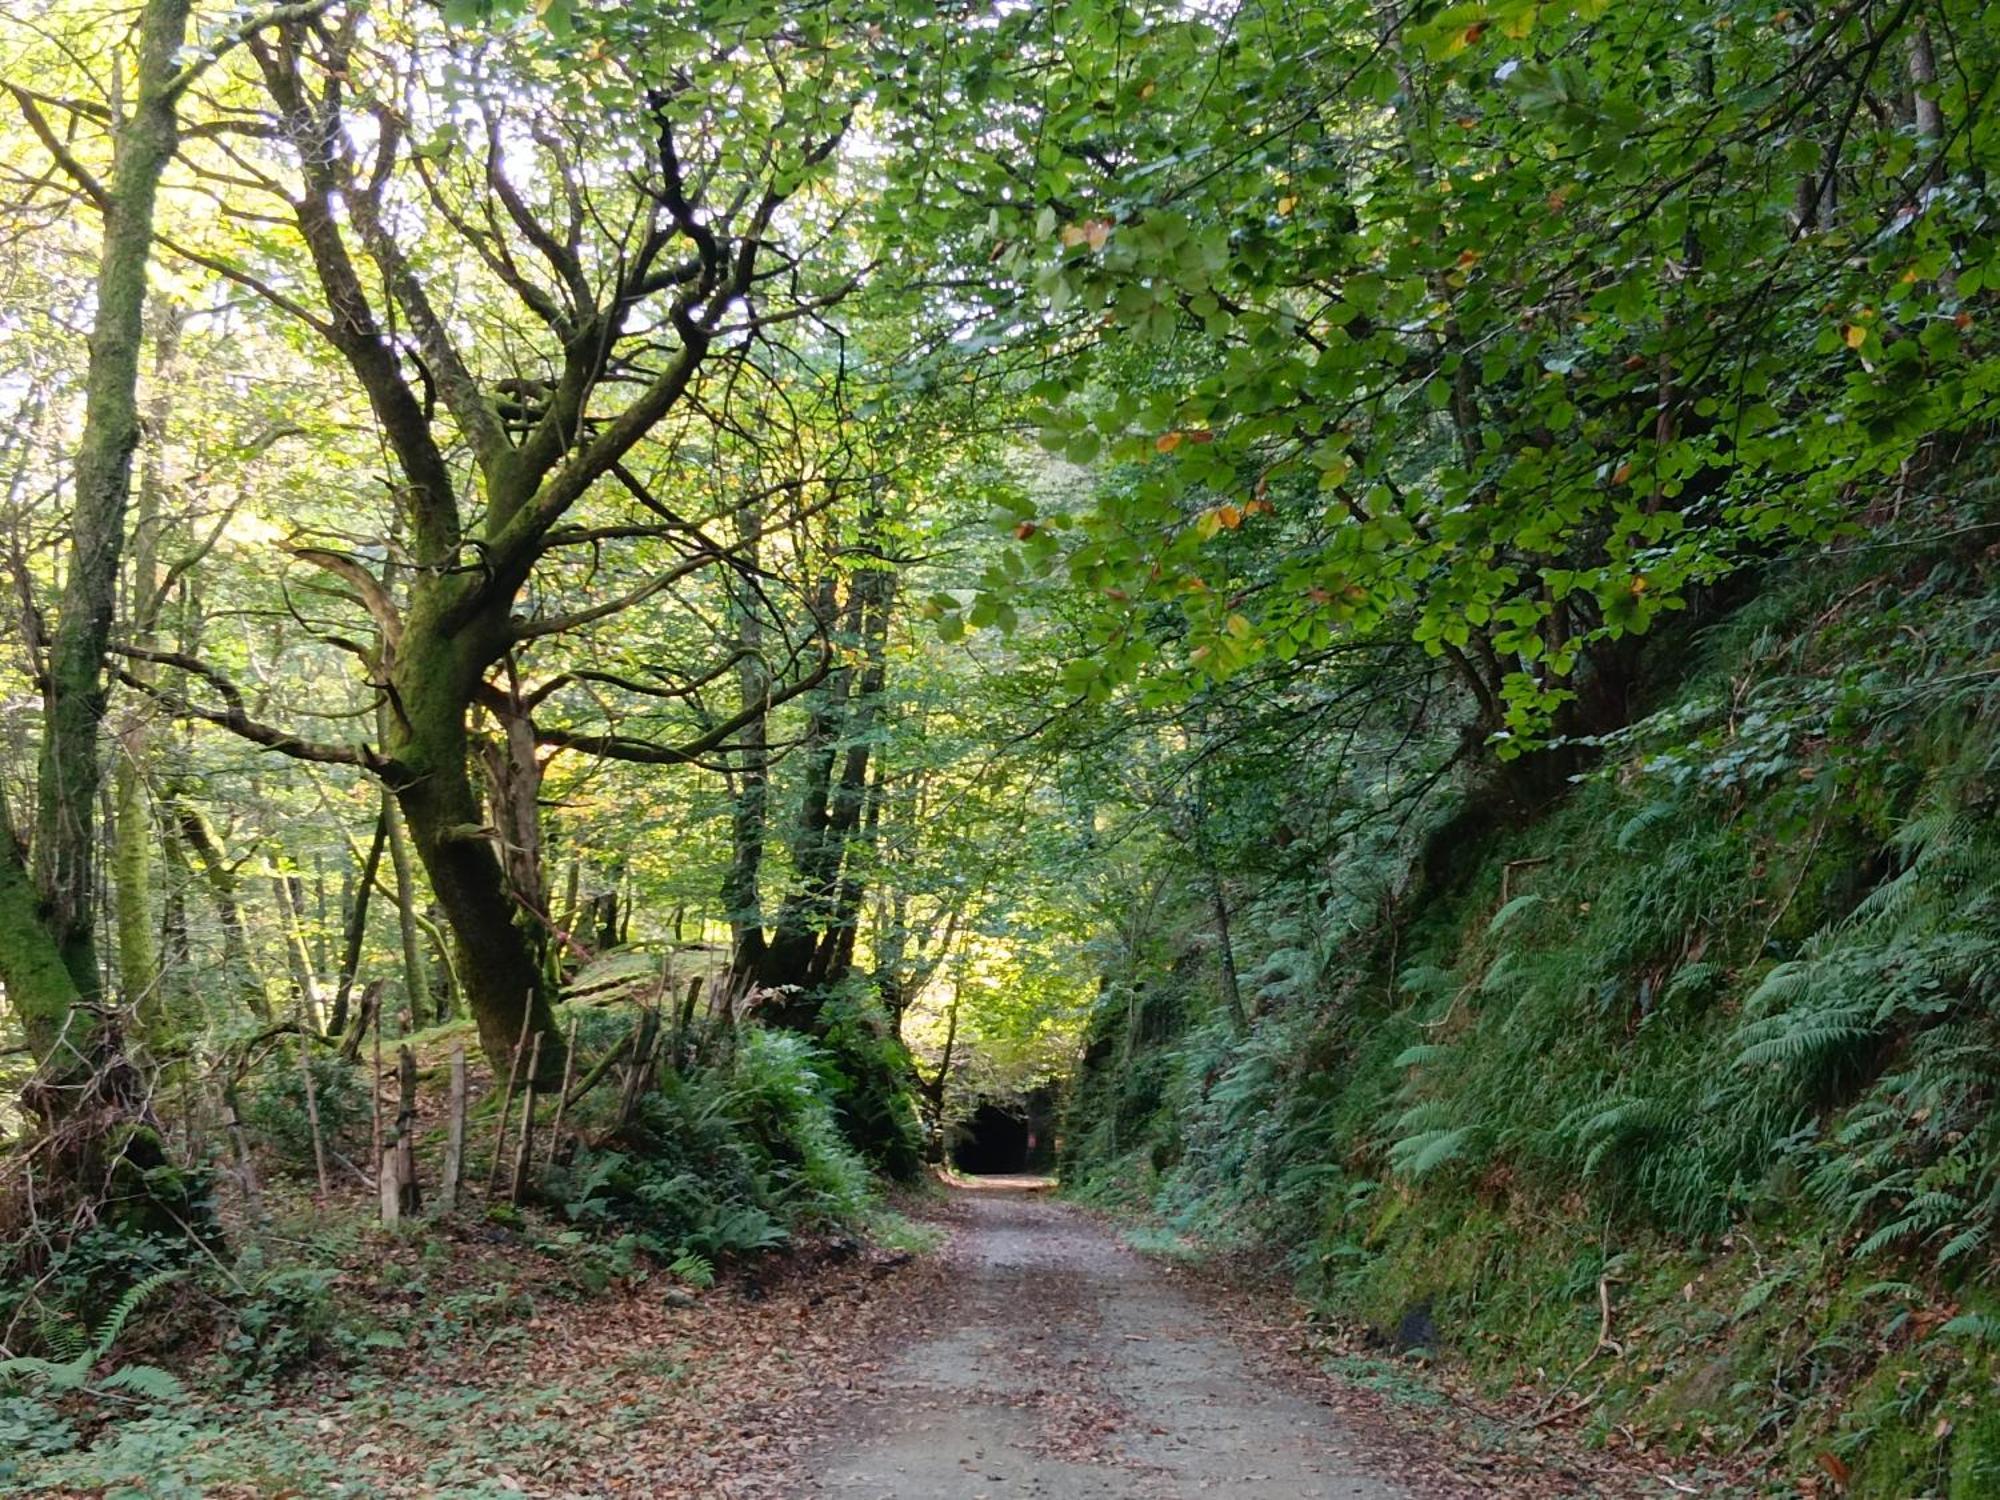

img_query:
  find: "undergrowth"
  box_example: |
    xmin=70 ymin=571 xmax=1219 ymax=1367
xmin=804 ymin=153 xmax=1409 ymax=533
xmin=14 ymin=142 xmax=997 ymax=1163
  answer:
xmin=0 ymin=1020 xmax=897 ymax=1495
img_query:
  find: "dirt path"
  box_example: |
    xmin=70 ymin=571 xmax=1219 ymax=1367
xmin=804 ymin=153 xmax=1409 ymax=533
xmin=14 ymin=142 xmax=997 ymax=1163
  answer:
xmin=805 ymin=1177 xmax=1407 ymax=1499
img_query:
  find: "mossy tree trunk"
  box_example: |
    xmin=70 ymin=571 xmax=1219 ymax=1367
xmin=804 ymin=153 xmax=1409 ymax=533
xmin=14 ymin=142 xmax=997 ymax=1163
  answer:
xmin=1 ymin=0 xmax=193 ymax=1070
xmin=111 ymin=303 xmax=183 ymax=1040
xmin=751 ymin=553 xmax=896 ymax=1008
xmin=384 ymin=608 xmax=559 ymax=1073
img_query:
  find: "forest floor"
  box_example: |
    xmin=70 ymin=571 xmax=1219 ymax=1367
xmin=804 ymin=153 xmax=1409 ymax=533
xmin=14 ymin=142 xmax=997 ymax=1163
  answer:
xmin=109 ymin=1177 xmax=1748 ymax=1497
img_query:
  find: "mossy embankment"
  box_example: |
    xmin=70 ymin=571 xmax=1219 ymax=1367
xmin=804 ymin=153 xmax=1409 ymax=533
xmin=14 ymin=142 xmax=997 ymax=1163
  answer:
xmin=1062 ymin=532 xmax=2000 ymax=1496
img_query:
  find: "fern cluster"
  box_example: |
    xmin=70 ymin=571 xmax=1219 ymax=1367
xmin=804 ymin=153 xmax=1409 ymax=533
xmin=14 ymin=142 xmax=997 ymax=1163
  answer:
xmin=549 ymin=1026 xmax=874 ymax=1267
xmin=0 ymin=1272 xmax=186 ymax=1405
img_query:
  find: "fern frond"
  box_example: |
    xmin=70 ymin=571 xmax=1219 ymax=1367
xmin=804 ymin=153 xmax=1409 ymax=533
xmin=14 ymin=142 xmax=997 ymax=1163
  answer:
xmin=1389 ymin=1127 xmax=1478 ymax=1178
xmin=1616 ymin=801 xmax=1680 ymax=851
xmin=1388 ymin=1099 xmax=1455 ymax=1137
xmin=1733 ymin=1008 xmax=1874 ymax=1069
xmin=90 ymin=1270 xmax=183 ymax=1364
xmin=33 ymin=1313 xmax=87 ymax=1363
xmin=94 ymin=1364 xmax=185 ymax=1402
xmin=1487 ymin=894 xmax=1543 ymax=937
xmin=669 ymin=1251 xmax=715 ymax=1289
xmin=1936 ymin=1312 xmax=2000 ymax=1344
xmin=0 ymin=1354 xmax=89 ymax=1393
xmin=1936 ymin=1224 xmax=1989 ymax=1266
xmin=1742 ymin=961 xmax=1816 ymax=1016
xmin=1390 ymin=1043 xmax=1452 ymax=1070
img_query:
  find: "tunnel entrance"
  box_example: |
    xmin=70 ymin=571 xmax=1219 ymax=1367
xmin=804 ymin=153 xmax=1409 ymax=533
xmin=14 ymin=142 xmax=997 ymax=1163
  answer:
xmin=951 ymin=1103 xmax=1032 ymax=1175
xmin=950 ymin=1090 xmax=1058 ymax=1175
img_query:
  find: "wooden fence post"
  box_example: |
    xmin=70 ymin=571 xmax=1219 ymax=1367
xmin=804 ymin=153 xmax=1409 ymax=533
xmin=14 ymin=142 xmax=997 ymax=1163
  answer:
xmin=438 ymin=1045 xmax=466 ymax=1213
xmin=672 ymin=976 xmax=703 ymax=1071
xmin=509 ymin=1032 xmax=544 ymax=1204
xmin=394 ymin=1044 xmax=420 ymax=1218
xmin=616 ymin=1008 xmax=661 ymax=1129
xmin=378 ymin=1040 xmax=416 ymax=1227
xmin=484 ymin=1000 xmax=535 ymax=1196
xmin=545 ymin=1018 xmax=579 ymax=1171
xmin=220 ymin=1081 xmax=264 ymax=1222
xmin=296 ymin=1020 xmax=330 ymax=1202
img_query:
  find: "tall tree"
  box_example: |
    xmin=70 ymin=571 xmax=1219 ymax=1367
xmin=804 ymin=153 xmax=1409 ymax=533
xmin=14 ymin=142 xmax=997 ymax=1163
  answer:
xmin=1 ymin=0 xmax=196 ymax=1072
xmin=123 ymin=1 xmax=894 ymax=1079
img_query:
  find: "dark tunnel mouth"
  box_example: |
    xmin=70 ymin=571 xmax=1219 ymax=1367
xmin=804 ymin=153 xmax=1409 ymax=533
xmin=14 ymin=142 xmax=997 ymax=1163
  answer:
xmin=951 ymin=1102 xmax=1034 ymax=1175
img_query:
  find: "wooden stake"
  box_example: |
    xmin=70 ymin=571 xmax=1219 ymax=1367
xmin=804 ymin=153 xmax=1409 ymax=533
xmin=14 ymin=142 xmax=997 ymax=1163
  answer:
xmin=379 ymin=1139 xmax=403 ymax=1226
xmin=297 ymin=1008 xmax=330 ymax=1201
xmin=509 ymin=1032 xmax=544 ymax=1204
xmin=616 ymin=1008 xmax=660 ymax=1129
xmin=559 ymin=1029 xmax=629 ymax=1113
xmin=484 ymin=999 xmax=535 ymax=1196
xmin=545 ymin=1017 xmax=579 ymax=1171
xmin=221 ymin=1081 xmax=264 ymax=1222
xmin=393 ymin=1044 xmax=420 ymax=1219
xmin=439 ymin=1045 xmax=466 ymax=1213
xmin=370 ymin=1001 xmax=384 ymax=1192
xmin=672 ymin=975 xmax=703 ymax=1071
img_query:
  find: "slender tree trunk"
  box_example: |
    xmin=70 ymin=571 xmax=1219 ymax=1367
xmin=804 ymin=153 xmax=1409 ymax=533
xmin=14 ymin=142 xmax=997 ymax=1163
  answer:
xmin=4 ymin=0 xmax=195 ymax=1066
xmin=380 ymin=785 xmax=431 ymax=1028
xmin=764 ymin=557 xmax=894 ymax=995
xmin=170 ymin=799 xmax=269 ymax=1019
xmin=922 ymin=984 xmax=960 ymax=1161
xmin=1910 ymin=21 xmax=1944 ymax=144
xmin=1208 ymin=868 xmax=1248 ymax=1033
xmin=723 ymin=496 xmax=770 ymax=978
xmin=331 ymin=805 xmax=388 ymax=1033
xmin=112 ymin=303 xmax=183 ymax=1037
xmin=272 ymin=872 xmax=324 ymax=1031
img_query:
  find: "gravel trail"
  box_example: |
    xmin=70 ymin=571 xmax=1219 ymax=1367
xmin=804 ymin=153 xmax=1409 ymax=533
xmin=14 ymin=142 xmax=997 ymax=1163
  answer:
xmin=805 ymin=1177 xmax=1407 ymax=1499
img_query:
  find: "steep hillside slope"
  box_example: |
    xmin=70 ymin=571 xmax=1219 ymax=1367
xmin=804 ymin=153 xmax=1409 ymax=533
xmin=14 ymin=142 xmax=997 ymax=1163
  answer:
xmin=1065 ymin=518 xmax=2000 ymax=1496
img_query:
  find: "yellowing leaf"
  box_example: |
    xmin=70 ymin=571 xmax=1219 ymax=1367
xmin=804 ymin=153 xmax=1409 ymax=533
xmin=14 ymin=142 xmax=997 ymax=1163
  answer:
xmin=1156 ymin=431 xmax=1183 ymax=453
xmin=1085 ymin=218 xmax=1112 ymax=252
xmin=1277 ymin=195 xmax=1297 ymax=216
xmin=1217 ymin=503 xmax=1243 ymax=530
xmin=1059 ymin=224 xmax=1088 ymax=248
xmin=1842 ymin=322 xmax=1867 ymax=349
